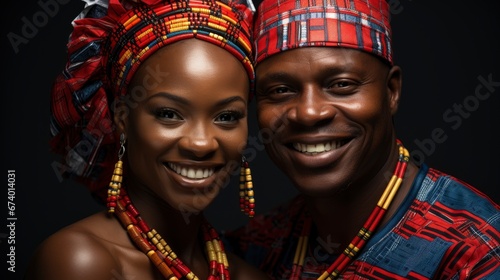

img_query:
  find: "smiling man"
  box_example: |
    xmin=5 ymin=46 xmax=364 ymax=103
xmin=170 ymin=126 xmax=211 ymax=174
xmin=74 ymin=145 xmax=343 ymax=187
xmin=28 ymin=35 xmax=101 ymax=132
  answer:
xmin=225 ymin=0 xmax=500 ymax=279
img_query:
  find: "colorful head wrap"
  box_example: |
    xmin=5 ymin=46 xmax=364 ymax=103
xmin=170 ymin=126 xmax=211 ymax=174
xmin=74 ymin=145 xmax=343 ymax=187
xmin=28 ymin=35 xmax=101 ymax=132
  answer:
xmin=253 ymin=0 xmax=392 ymax=66
xmin=50 ymin=0 xmax=254 ymax=202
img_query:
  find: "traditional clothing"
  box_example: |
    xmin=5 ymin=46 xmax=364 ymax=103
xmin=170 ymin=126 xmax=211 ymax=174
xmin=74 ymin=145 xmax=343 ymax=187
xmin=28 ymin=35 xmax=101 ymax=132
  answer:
xmin=253 ymin=0 xmax=393 ymax=65
xmin=226 ymin=164 xmax=500 ymax=279
xmin=49 ymin=0 xmax=254 ymax=202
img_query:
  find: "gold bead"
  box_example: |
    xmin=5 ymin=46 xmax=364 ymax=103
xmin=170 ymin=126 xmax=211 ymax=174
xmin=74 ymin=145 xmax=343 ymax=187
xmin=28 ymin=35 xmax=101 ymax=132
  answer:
xmin=157 ymin=243 xmax=164 ymax=251
xmin=114 ymin=167 xmax=123 ymax=175
xmin=112 ymin=175 xmax=122 ymax=182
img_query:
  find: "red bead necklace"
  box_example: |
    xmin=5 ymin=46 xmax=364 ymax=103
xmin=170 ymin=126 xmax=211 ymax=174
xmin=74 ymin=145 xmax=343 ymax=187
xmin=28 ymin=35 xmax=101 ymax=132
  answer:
xmin=114 ymin=188 xmax=230 ymax=280
xmin=290 ymin=140 xmax=410 ymax=280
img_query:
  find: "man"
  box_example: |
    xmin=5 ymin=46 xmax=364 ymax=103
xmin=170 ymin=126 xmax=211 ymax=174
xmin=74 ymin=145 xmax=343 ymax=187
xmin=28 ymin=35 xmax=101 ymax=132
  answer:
xmin=226 ymin=0 xmax=500 ymax=279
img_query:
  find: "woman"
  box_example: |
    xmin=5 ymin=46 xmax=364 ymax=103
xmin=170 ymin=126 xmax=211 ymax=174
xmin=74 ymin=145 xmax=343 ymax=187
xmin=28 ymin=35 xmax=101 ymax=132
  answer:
xmin=26 ymin=0 xmax=266 ymax=279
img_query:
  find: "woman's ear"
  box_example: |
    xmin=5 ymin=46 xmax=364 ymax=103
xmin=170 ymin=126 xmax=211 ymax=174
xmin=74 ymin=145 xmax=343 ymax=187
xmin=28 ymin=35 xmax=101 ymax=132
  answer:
xmin=387 ymin=65 xmax=402 ymax=115
xmin=113 ymin=98 xmax=129 ymax=136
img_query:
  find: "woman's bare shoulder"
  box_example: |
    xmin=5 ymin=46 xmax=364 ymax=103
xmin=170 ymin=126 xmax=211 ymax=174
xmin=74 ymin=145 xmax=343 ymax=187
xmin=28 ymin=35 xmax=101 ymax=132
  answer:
xmin=25 ymin=211 xmax=127 ymax=280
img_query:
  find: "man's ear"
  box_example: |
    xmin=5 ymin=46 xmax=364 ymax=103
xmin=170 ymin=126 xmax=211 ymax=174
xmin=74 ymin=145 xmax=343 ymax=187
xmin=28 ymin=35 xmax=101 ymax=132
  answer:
xmin=113 ymin=98 xmax=129 ymax=136
xmin=387 ymin=65 xmax=402 ymax=115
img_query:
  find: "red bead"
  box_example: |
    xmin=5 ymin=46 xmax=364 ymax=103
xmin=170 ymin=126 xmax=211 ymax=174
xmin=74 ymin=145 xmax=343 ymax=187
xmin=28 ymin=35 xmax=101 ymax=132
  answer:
xmin=137 ymin=220 xmax=150 ymax=232
xmin=127 ymin=204 xmax=140 ymax=217
xmin=176 ymin=263 xmax=191 ymax=276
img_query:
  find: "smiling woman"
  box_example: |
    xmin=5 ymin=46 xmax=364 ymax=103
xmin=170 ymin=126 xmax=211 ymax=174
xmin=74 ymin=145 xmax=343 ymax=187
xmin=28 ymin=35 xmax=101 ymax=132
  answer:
xmin=24 ymin=0 xmax=268 ymax=279
xmin=116 ymin=40 xmax=249 ymax=215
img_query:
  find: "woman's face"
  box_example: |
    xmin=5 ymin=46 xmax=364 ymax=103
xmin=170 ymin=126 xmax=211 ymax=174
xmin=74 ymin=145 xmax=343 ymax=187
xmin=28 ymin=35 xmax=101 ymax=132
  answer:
xmin=117 ymin=39 xmax=249 ymax=213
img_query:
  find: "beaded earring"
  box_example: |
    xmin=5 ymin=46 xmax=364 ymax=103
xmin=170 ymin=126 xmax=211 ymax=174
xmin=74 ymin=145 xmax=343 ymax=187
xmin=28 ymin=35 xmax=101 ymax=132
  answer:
xmin=107 ymin=133 xmax=125 ymax=213
xmin=239 ymin=156 xmax=255 ymax=217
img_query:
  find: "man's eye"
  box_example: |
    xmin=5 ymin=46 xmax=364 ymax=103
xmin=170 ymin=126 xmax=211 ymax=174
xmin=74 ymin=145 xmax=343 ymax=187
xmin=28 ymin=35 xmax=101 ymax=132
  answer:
xmin=274 ymin=86 xmax=290 ymax=94
xmin=261 ymin=86 xmax=292 ymax=96
xmin=333 ymin=81 xmax=352 ymax=88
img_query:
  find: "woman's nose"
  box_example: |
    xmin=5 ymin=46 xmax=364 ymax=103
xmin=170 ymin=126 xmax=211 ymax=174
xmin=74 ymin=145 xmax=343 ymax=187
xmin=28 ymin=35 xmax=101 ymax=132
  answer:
xmin=178 ymin=124 xmax=219 ymax=158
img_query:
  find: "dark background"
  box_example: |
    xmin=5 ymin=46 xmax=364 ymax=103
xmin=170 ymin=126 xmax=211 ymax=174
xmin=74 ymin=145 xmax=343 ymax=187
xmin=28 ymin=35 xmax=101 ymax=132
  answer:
xmin=1 ymin=0 xmax=499 ymax=279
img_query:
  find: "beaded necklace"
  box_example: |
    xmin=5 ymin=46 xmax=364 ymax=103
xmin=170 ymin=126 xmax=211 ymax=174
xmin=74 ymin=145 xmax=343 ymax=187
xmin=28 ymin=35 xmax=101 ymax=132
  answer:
xmin=113 ymin=188 xmax=230 ymax=280
xmin=290 ymin=140 xmax=409 ymax=280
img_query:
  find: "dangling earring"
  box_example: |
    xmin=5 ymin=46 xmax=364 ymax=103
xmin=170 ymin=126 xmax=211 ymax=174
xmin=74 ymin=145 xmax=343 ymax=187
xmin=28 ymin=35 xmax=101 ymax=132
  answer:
xmin=107 ymin=133 xmax=126 ymax=213
xmin=239 ymin=156 xmax=255 ymax=218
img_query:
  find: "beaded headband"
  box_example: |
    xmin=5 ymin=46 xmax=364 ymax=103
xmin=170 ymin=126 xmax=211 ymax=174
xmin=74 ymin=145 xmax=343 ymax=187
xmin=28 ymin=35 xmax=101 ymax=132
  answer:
xmin=106 ymin=0 xmax=255 ymax=96
xmin=50 ymin=0 xmax=254 ymax=202
xmin=253 ymin=0 xmax=393 ymax=66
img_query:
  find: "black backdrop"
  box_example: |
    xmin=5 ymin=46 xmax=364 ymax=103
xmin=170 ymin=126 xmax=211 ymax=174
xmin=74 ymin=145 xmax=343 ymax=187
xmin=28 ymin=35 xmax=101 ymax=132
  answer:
xmin=1 ymin=1 xmax=499 ymax=279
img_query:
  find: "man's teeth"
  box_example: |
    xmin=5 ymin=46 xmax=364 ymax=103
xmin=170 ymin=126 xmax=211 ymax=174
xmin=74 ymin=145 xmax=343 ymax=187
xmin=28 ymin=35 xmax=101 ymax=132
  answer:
xmin=293 ymin=141 xmax=342 ymax=153
xmin=168 ymin=163 xmax=214 ymax=179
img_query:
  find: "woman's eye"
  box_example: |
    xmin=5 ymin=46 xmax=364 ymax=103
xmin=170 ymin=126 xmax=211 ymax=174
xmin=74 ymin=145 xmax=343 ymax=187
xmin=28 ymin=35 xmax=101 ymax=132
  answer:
xmin=155 ymin=108 xmax=182 ymax=120
xmin=215 ymin=111 xmax=243 ymax=124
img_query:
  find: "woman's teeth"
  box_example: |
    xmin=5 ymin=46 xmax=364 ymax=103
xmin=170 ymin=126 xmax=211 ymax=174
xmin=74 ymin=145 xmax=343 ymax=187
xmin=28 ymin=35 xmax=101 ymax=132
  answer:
xmin=168 ymin=163 xmax=214 ymax=179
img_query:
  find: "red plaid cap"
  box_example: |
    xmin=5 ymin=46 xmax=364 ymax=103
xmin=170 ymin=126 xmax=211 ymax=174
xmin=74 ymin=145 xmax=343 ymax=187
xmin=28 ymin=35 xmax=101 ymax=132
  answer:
xmin=254 ymin=0 xmax=393 ymax=66
xmin=50 ymin=0 xmax=254 ymax=202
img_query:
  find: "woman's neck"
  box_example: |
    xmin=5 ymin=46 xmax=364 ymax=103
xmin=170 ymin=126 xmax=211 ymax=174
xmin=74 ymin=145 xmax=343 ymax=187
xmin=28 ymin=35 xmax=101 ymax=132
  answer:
xmin=124 ymin=180 xmax=207 ymax=269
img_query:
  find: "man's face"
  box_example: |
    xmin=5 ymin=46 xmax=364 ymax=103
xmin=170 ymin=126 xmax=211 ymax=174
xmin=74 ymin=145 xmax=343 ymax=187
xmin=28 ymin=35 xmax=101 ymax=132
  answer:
xmin=255 ymin=47 xmax=399 ymax=196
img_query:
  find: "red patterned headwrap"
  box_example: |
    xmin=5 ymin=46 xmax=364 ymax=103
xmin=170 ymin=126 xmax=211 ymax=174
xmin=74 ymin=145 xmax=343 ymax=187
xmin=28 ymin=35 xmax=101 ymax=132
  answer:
xmin=50 ymin=0 xmax=254 ymax=202
xmin=253 ymin=0 xmax=392 ymax=66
